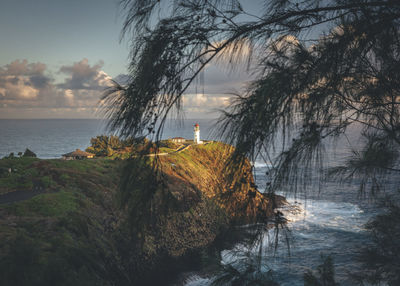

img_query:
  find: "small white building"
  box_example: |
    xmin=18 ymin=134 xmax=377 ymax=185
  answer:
xmin=194 ymin=123 xmax=203 ymax=144
xmin=171 ymin=137 xmax=186 ymax=143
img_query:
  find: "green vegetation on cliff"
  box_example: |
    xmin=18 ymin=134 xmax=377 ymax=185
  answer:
xmin=0 ymin=157 xmax=120 ymax=285
xmin=85 ymin=135 xmax=180 ymax=159
xmin=0 ymin=142 xmax=281 ymax=285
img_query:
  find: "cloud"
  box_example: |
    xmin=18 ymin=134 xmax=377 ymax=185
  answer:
xmin=113 ymin=74 xmax=132 ymax=85
xmin=0 ymin=60 xmax=52 ymax=100
xmin=183 ymin=93 xmax=230 ymax=108
xmin=0 ymin=79 xmax=39 ymax=100
xmin=181 ymin=93 xmax=231 ymax=118
xmin=0 ymin=59 xmax=113 ymax=117
xmin=0 ymin=59 xmax=47 ymax=76
xmin=0 ymin=60 xmax=52 ymax=102
xmin=0 ymin=57 xmax=249 ymax=119
xmin=58 ymin=58 xmax=111 ymax=90
xmin=184 ymin=62 xmax=253 ymax=99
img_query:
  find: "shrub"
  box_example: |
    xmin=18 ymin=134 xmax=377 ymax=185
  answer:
xmin=158 ymin=140 xmax=179 ymax=149
xmin=23 ymin=149 xmax=37 ymax=158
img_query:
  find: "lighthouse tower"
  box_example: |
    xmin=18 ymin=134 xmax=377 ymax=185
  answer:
xmin=194 ymin=123 xmax=202 ymax=144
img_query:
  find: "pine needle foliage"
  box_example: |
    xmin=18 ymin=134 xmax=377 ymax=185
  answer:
xmin=212 ymin=258 xmax=279 ymax=286
xmin=100 ymin=2 xmax=400 ymax=283
xmin=351 ymin=194 xmax=400 ymax=285
xmin=304 ymin=255 xmax=339 ymax=286
xmin=103 ymin=0 xmax=400 ymax=195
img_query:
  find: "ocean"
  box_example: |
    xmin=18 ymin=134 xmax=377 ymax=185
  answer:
xmin=0 ymin=118 xmax=390 ymax=285
xmin=0 ymin=119 xmax=216 ymax=159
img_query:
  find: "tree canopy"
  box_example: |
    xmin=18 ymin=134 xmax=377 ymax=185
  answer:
xmin=103 ymin=0 xmax=400 ymax=195
xmin=22 ymin=148 xmax=37 ymax=158
xmin=100 ymin=1 xmax=400 ymax=284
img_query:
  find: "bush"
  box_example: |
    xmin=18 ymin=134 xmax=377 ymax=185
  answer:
xmin=6 ymin=152 xmax=15 ymax=159
xmin=23 ymin=149 xmax=37 ymax=158
xmin=0 ymin=231 xmax=105 ymax=286
xmin=158 ymin=140 xmax=179 ymax=149
xmin=87 ymin=135 xmax=148 ymax=156
xmin=40 ymin=176 xmax=54 ymax=188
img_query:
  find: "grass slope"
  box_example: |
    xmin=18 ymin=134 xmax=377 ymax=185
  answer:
xmin=0 ymin=142 xmax=280 ymax=285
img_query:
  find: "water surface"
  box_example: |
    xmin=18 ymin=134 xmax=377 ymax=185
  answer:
xmin=0 ymin=118 xmax=389 ymax=285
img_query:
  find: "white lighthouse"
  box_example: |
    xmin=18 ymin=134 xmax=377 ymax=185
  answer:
xmin=194 ymin=123 xmax=203 ymax=144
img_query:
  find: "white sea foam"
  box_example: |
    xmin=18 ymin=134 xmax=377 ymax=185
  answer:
xmin=252 ymin=161 xmax=273 ymax=168
xmin=184 ymin=275 xmax=211 ymax=286
xmin=282 ymin=198 xmax=368 ymax=233
xmin=186 ymin=197 xmax=371 ymax=286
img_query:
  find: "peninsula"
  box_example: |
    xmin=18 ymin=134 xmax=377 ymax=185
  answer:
xmin=0 ymin=141 xmax=284 ymax=285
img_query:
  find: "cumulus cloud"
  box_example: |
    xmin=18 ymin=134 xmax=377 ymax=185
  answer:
xmin=181 ymin=60 xmax=253 ymax=117
xmin=0 ymin=59 xmax=47 ymax=76
xmin=58 ymin=58 xmax=111 ymax=90
xmin=0 ymin=57 xmax=250 ymax=118
xmin=181 ymin=93 xmax=231 ymax=118
xmin=0 ymin=60 xmax=52 ymax=101
xmin=0 ymin=59 xmax=114 ymax=117
xmin=0 ymin=80 xmax=39 ymax=100
xmin=183 ymin=93 xmax=230 ymax=108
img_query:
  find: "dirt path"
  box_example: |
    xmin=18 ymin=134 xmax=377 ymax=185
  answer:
xmin=0 ymin=189 xmax=46 ymax=204
xmin=173 ymin=144 xmax=191 ymax=153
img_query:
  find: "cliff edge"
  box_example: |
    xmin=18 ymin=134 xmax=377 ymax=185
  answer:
xmin=0 ymin=141 xmax=284 ymax=285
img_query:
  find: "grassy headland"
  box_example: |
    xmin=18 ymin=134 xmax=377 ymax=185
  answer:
xmin=0 ymin=141 xmax=283 ymax=285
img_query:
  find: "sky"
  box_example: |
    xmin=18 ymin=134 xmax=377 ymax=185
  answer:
xmin=0 ymin=0 xmax=262 ymax=119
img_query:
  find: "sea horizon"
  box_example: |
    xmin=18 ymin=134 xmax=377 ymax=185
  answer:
xmin=0 ymin=118 xmax=218 ymax=159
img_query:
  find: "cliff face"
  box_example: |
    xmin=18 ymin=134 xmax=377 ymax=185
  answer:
xmin=159 ymin=142 xmax=278 ymax=224
xmin=0 ymin=142 xmax=283 ymax=285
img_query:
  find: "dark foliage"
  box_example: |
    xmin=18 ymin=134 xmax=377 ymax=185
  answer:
xmin=102 ymin=0 xmax=400 ymax=284
xmin=304 ymin=256 xmax=339 ymax=286
xmin=351 ymin=194 xmax=400 ymax=285
xmin=103 ymin=0 xmax=400 ymax=196
xmin=86 ymin=135 xmax=152 ymax=157
xmin=0 ymin=230 xmax=107 ymax=286
xmin=22 ymin=148 xmax=36 ymax=158
xmin=118 ymin=157 xmax=160 ymax=231
xmin=212 ymin=258 xmax=279 ymax=286
xmin=5 ymin=152 xmax=14 ymax=159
